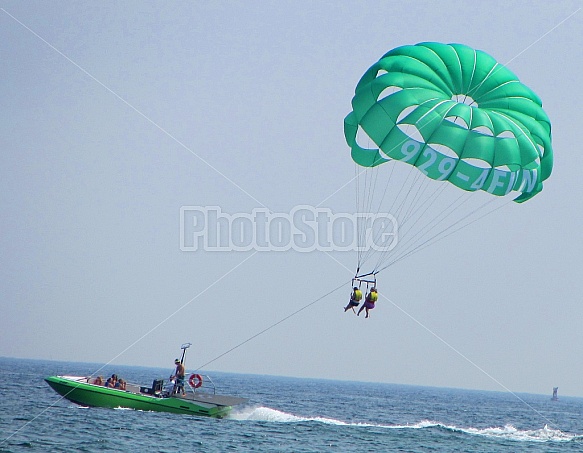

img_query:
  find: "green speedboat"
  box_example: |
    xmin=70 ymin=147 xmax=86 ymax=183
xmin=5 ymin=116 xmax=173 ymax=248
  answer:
xmin=45 ymin=344 xmax=248 ymax=418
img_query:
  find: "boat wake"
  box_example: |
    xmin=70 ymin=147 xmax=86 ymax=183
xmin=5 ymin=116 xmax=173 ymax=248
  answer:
xmin=412 ymin=421 xmax=579 ymax=443
xmin=228 ymin=407 xmax=581 ymax=443
xmin=228 ymin=406 xmax=357 ymax=425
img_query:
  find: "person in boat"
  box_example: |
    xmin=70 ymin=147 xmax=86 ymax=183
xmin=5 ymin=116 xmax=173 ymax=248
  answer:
xmin=358 ymin=287 xmax=378 ymax=318
xmin=171 ymin=359 xmax=186 ymax=395
xmin=115 ymin=378 xmax=126 ymax=390
xmin=105 ymin=374 xmax=118 ymax=388
xmin=344 ymin=287 xmax=363 ymax=313
xmin=93 ymin=376 xmax=104 ymax=386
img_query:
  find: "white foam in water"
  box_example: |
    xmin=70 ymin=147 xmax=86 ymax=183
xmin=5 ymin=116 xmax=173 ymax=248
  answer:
xmin=228 ymin=406 xmax=345 ymax=424
xmin=228 ymin=406 xmax=300 ymax=422
xmin=228 ymin=409 xmax=578 ymax=443
xmin=462 ymin=423 xmax=576 ymax=442
xmin=396 ymin=421 xmax=576 ymax=443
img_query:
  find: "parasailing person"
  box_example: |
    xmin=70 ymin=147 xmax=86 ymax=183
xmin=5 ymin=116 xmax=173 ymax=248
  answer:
xmin=344 ymin=286 xmax=363 ymax=313
xmin=358 ymin=287 xmax=378 ymax=318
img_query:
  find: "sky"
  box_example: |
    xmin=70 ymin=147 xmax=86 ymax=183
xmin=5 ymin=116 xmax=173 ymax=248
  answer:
xmin=1 ymin=1 xmax=583 ymax=398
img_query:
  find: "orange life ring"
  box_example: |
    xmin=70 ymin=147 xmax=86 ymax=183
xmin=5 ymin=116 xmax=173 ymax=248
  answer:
xmin=188 ymin=373 xmax=203 ymax=388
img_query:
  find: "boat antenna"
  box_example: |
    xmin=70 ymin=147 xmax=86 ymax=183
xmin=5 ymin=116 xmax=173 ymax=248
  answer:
xmin=180 ymin=342 xmax=191 ymax=366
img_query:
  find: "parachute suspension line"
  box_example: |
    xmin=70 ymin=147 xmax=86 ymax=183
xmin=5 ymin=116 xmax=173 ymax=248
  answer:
xmin=397 ymin=179 xmax=448 ymax=240
xmin=375 ymin=160 xmax=520 ymax=273
xmin=388 ymin=185 xmax=481 ymax=262
xmin=378 ymin=195 xmax=513 ymax=273
xmin=390 ymin=169 xmax=422 ymax=222
xmin=367 ymin=168 xmax=419 ymax=273
xmin=356 ymin=153 xmax=385 ymax=271
xmin=388 ymin=181 xmax=450 ymax=253
xmin=355 ymin=161 xmax=363 ymax=268
xmin=379 ymin=198 xmax=500 ymax=272
xmin=364 ymin=164 xmax=381 ymax=236
xmin=368 ymin=164 xmax=432 ymax=273
xmin=358 ymin=160 xmax=398 ymax=268
xmin=195 ymin=280 xmax=348 ymax=372
xmin=384 ymin=190 xmax=473 ymax=267
xmin=401 ymin=178 xmax=449 ymax=226
xmin=356 ymin=154 xmax=379 ymax=270
xmin=355 ymin=155 xmax=509 ymax=277
xmin=373 ymin=176 xmax=450 ymax=271
xmin=402 ymin=188 xmax=471 ymax=247
xmin=376 ymin=159 xmax=397 ymax=210
xmin=357 ymin=164 xmax=374 ymax=270
xmin=359 ymin=161 xmax=420 ymax=270
xmin=355 ymin=147 xmax=367 ymax=271
xmin=368 ymin=159 xmax=397 ymax=220
xmin=391 ymin=169 xmax=429 ymax=230
xmin=366 ymin=160 xmax=402 ymax=269
xmin=399 ymin=173 xmax=431 ymax=224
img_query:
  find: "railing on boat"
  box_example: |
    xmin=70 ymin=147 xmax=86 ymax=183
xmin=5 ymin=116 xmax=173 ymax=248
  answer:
xmin=149 ymin=374 xmax=219 ymax=397
xmin=191 ymin=374 xmax=217 ymax=395
xmin=81 ymin=374 xmax=219 ymax=397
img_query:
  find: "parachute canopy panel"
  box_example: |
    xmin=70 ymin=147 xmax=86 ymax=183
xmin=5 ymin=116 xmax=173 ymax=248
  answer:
xmin=344 ymin=42 xmax=553 ymax=202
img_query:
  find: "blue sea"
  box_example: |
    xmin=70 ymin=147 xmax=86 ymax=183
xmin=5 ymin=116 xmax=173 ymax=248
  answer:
xmin=1 ymin=358 xmax=582 ymax=452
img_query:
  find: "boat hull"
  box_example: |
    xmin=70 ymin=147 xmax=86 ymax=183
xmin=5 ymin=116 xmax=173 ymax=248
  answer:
xmin=45 ymin=376 xmax=233 ymax=418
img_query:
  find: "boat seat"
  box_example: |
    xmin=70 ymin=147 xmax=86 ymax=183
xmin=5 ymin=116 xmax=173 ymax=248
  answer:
xmin=140 ymin=379 xmax=165 ymax=395
xmin=152 ymin=379 xmax=164 ymax=392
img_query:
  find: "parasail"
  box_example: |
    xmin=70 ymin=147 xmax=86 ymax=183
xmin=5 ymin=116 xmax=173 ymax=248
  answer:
xmin=345 ymin=42 xmax=553 ymax=281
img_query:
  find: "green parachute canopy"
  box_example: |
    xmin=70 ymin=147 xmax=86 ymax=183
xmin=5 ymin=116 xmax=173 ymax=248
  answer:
xmin=345 ymin=42 xmax=553 ymax=202
xmin=345 ymin=42 xmax=553 ymax=277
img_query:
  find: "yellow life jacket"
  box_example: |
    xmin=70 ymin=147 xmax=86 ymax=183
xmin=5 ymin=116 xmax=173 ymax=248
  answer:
xmin=353 ymin=290 xmax=363 ymax=301
xmin=369 ymin=291 xmax=378 ymax=302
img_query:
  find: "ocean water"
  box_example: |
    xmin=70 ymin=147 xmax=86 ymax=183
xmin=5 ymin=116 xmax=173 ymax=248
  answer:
xmin=1 ymin=358 xmax=582 ymax=452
